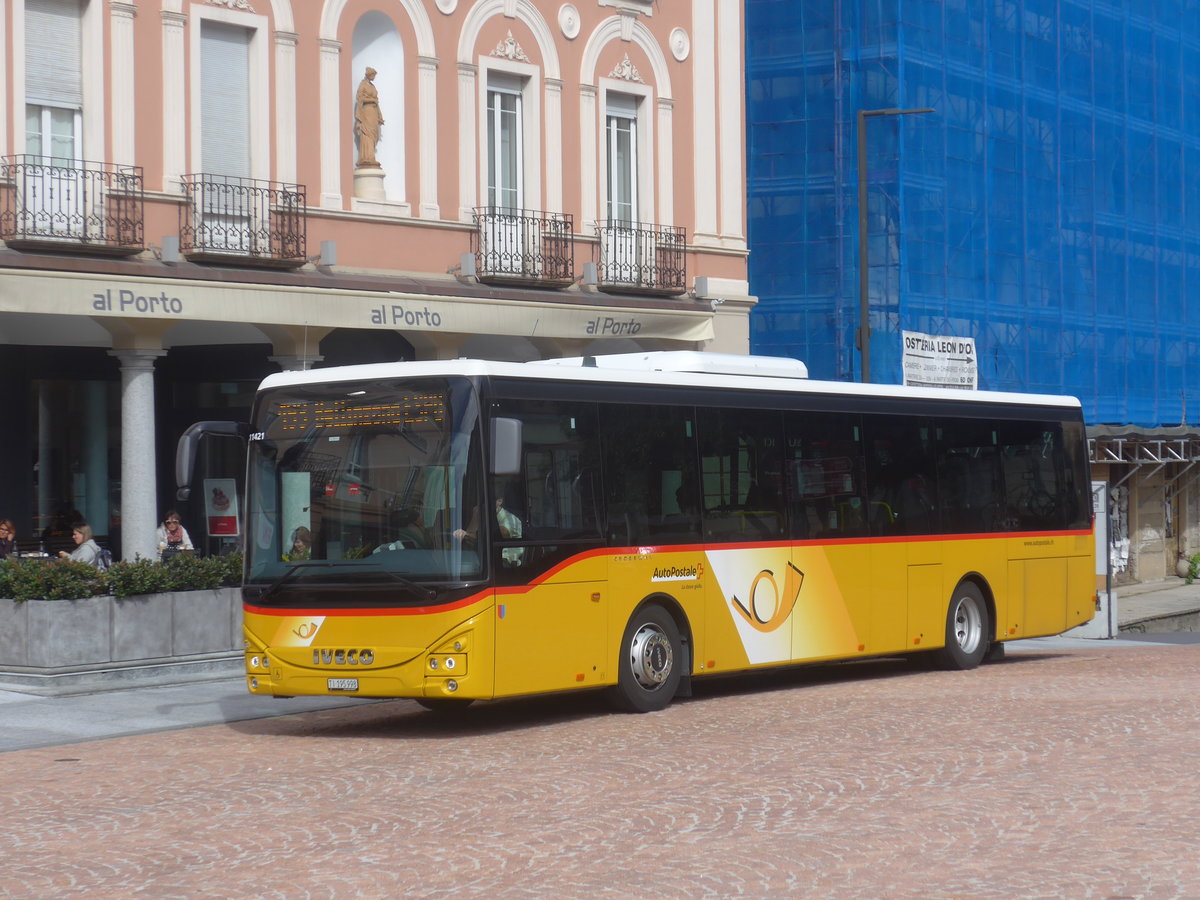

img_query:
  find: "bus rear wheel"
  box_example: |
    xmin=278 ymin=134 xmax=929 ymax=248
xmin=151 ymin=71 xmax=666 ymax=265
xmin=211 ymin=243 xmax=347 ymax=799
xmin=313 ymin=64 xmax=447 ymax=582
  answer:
xmin=933 ymin=582 xmax=989 ymax=671
xmin=609 ymin=605 xmax=683 ymax=713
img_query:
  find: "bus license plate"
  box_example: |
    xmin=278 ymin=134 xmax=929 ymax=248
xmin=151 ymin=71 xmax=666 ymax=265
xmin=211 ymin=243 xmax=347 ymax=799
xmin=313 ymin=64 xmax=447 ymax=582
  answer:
xmin=327 ymin=678 xmax=359 ymax=692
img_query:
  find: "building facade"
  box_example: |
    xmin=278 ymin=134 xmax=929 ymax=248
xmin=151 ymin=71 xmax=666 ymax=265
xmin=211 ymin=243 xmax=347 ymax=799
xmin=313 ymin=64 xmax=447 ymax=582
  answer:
xmin=746 ymin=0 xmax=1200 ymax=582
xmin=0 ymin=0 xmax=751 ymax=561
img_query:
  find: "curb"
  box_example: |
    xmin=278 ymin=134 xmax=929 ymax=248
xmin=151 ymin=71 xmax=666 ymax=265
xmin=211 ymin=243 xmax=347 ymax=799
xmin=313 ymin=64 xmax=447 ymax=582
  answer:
xmin=1118 ymin=608 xmax=1200 ymax=635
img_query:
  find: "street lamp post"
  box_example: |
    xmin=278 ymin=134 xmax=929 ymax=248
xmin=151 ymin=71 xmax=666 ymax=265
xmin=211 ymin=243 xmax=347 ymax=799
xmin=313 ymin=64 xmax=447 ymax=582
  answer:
xmin=856 ymin=107 xmax=933 ymax=383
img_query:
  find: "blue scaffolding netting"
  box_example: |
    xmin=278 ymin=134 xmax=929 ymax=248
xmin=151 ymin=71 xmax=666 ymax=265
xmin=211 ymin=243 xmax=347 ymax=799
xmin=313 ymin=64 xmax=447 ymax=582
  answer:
xmin=747 ymin=0 xmax=1200 ymax=427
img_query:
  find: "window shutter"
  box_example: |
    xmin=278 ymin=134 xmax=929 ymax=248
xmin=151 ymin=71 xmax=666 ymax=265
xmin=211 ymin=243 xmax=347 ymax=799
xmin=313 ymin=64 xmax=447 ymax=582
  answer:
xmin=607 ymin=93 xmax=638 ymax=120
xmin=200 ymin=20 xmax=251 ymax=178
xmin=26 ymin=0 xmax=83 ymax=108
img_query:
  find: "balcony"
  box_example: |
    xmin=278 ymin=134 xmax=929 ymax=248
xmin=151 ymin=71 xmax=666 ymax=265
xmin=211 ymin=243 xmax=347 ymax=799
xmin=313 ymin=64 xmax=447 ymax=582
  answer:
xmin=594 ymin=221 xmax=687 ymax=296
xmin=180 ymin=174 xmax=306 ymax=268
xmin=0 ymin=155 xmax=144 ymax=256
xmin=471 ymin=207 xmax=575 ymax=288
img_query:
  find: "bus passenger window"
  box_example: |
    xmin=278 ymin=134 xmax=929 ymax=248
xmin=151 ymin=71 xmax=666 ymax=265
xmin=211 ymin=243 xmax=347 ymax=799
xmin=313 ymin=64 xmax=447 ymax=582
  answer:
xmin=996 ymin=421 xmax=1084 ymax=531
xmin=784 ymin=411 xmax=867 ymax=539
xmin=697 ymin=406 xmax=785 ymax=542
xmin=935 ymin=419 xmax=1003 ymax=534
xmin=600 ymin=404 xmax=699 ymax=546
xmin=864 ymin=416 xmax=938 ymax=537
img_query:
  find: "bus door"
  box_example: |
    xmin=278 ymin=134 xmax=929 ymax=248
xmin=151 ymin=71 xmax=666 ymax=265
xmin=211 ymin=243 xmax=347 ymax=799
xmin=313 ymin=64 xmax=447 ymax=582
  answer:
xmin=701 ymin=406 xmax=868 ymax=669
xmin=785 ymin=411 xmax=872 ymax=662
xmin=490 ymin=400 xmax=609 ymax=696
xmin=865 ymin=416 xmax=943 ymax=653
xmin=996 ymin=420 xmax=1083 ymax=638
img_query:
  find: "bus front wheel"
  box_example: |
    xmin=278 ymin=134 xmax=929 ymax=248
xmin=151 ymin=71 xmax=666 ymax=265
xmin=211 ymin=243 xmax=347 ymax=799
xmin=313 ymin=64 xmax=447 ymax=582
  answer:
xmin=933 ymin=582 xmax=990 ymax=671
xmin=609 ymin=605 xmax=683 ymax=713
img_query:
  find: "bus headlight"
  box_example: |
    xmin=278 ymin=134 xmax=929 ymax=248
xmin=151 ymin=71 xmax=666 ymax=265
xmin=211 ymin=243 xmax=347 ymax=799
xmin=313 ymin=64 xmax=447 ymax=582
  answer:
xmin=427 ymin=654 xmax=467 ymax=675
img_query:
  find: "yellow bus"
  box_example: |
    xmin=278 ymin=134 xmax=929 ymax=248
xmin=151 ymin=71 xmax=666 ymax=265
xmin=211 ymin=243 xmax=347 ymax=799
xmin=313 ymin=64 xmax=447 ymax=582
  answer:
xmin=180 ymin=352 xmax=1095 ymax=713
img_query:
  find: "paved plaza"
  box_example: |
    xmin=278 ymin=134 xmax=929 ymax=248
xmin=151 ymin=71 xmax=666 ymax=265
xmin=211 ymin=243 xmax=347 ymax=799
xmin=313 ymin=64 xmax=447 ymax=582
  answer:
xmin=2 ymin=639 xmax=1199 ymax=899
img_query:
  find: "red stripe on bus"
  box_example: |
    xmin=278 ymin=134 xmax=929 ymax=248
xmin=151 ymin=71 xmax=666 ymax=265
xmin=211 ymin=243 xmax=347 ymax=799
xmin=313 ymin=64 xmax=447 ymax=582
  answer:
xmin=244 ymin=590 xmax=492 ymax=618
xmin=244 ymin=526 xmax=1092 ymax=615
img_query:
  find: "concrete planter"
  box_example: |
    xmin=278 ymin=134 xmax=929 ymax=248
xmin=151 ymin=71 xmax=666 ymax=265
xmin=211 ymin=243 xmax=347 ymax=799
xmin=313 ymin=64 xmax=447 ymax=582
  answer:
xmin=0 ymin=587 xmax=243 ymax=694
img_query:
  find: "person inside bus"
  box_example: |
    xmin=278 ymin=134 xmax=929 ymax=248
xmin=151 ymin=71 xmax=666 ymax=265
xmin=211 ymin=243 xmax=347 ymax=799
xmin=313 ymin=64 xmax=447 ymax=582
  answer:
xmin=284 ymin=526 xmax=313 ymax=561
xmin=660 ymin=483 xmax=700 ymax=536
xmin=453 ymin=491 xmax=524 ymax=564
xmin=373 ymin=508 xmax=428 ymax=553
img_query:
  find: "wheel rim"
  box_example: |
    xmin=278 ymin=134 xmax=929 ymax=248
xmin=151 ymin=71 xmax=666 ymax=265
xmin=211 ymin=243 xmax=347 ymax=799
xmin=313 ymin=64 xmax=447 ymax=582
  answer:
xmin=951 ymin=592 xmax=984 ymax=655
xmin=628 ymin=622 xmax=674 ymax=690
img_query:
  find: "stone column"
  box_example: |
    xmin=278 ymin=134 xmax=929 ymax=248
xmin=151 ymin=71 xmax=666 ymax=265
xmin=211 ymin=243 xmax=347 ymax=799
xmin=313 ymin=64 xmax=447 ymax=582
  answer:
xmin=544 ymin=77 xmax=564 ymax=215
xmin=418 ymin=56 xmax=440 ymax=218
xmin=578 ymin=84 xmax=598 ymax=228
xmin=319 ymin=38 xmax=343 ymax=208
xmin=110 ymin=2 xmax=137 ymax=166
xmin=109 ymin=349 xmax=165 ymax=561
xmin=717 ymin=0 xmax=745 ymax=247
xmin=274 ymin=31 xmax=299 ymax=185
xmin=457 ymin=62 xmax=478 ymax=220
xmin=161 ymin=9 xmax=188 ymax=192
xmin=657 ymin=98 xmax=675 ymax=227
xmin=691 ymin=0 xmax=719 ymax=245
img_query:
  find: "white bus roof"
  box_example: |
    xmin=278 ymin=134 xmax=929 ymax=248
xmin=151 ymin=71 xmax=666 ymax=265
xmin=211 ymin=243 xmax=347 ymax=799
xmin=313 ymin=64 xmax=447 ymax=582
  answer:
xmin=258 ymin=353 xmax=1082 ymax=409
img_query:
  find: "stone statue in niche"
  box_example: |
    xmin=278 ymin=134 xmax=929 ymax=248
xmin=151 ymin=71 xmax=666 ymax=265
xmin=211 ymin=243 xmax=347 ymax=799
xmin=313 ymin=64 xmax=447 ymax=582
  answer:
xmin=354 ymin=67 xmax=384 ymax=168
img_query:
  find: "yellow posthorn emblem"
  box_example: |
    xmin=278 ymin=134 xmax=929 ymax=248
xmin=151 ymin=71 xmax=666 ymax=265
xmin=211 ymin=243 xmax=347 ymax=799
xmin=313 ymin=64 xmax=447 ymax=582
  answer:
xmin=731 ymin=562 xmax=804 ymax=632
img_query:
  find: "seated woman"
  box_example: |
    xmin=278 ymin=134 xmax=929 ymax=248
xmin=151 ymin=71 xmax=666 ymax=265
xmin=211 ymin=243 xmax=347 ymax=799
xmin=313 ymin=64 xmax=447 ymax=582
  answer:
xmin=0 ymin=519 xmax=16 ymax=560
xmin=58 ymin=522 xmax=104 ymax=569
xmin=156 ymin=510 xmax=194 ymax=557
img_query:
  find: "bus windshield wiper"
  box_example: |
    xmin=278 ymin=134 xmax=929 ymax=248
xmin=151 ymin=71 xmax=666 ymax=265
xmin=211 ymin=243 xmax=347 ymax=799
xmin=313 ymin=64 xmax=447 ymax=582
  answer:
xmin=379 ymin=568 xmax=437 ymax=602
xmin=257 ymin=561 xmax=325 ymax=603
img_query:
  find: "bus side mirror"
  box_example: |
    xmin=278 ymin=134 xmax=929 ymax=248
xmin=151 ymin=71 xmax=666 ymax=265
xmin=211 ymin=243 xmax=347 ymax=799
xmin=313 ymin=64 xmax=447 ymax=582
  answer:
xmin=490 ymin=417 xmax=522 ymax=476
xmin=176 ymin=421 xmax=250 ymax=500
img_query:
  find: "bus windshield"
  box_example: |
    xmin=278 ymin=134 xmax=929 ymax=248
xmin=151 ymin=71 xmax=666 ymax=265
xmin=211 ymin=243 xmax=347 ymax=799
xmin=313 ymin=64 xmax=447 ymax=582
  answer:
xmin=245 ymin=376 xmax=484 ymax=590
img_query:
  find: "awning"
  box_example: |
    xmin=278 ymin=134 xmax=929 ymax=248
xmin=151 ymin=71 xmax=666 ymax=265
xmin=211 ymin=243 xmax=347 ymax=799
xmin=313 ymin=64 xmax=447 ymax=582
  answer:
xmin=0 ymin=268 xmax=715 ymax=343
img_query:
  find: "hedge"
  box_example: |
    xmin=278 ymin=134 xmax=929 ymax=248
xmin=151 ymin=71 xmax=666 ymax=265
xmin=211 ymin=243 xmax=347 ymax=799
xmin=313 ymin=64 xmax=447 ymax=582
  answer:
xmin=0 ymin=554 xmax=243 ymax=602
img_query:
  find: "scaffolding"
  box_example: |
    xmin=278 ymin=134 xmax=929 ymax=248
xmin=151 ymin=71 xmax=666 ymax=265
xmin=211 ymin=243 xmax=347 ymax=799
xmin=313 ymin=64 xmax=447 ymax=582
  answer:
xmin=747 ymin=0 xmax=1200 ymax=429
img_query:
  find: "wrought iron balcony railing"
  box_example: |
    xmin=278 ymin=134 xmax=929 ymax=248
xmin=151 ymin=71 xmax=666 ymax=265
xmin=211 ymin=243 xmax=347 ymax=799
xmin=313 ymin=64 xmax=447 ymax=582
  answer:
xmin=594 ymin=220 xmax=687 ymax=296
xmin=180 ymin=173 xmax=306 ymax=267
xmin=472 ymin=207 xmax=575 ymax=287
xmin=0 ymin=155 xmax=144 ymax=255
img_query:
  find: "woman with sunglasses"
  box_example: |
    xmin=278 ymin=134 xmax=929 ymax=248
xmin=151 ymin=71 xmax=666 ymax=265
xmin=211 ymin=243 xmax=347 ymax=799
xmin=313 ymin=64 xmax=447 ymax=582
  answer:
xmin=0 ymin=519 xmax=16 ymax=560
xmin=155 ymin=510 xmax=194 ymax=558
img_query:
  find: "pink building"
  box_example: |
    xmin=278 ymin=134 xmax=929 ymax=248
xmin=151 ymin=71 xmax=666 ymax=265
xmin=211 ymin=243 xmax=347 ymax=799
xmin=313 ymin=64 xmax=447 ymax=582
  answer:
xmin=0 ymin=0 xmax=751 ymax=561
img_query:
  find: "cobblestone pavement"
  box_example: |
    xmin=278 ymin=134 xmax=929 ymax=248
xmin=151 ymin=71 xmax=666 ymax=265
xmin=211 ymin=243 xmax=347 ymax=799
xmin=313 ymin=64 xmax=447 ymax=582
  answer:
xmin=2 ymin=644 xmax=1199 ymax=899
